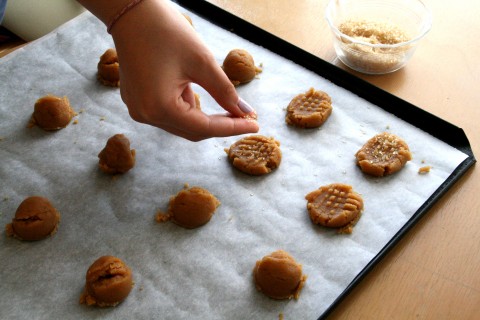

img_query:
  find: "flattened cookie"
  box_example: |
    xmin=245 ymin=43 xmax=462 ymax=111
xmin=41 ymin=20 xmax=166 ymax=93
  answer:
xmin=156 ymin=185 xmax=220 ymax=229
xmin=285 ymin=88 xmax=332 ymax=128
xmin=97 ymin=48 xmax=120 ymax=87
xmin=305 ymin=183 xmax=363 ymax=233
xmin=355 ymin=132 xmax=412 ymax=177
xmin=225 ymin=135 xmax=281 ymax=175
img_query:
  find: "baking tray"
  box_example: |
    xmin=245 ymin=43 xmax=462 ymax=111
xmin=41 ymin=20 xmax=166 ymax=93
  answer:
xmin=0 ymin=2 xmax=475 ymax=319
xmin=175 ymin=1 xmax=476 ymax=318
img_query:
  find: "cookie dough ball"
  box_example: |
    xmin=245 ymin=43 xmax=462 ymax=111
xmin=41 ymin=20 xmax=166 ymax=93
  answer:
xmin=80 ymin=256 xmax=133 ymax=307
xmin=5 ymin=196 xmax=60 ymax=241
xmin=285 ymin=88 xmax=332 ymax=128
xmin=305 ymin=183 xmax=363 ymax=233
xmin=194 ymin=92 xmax=201 ymax=110
xmin=355 ymin=132 xmax=412 ymax=177
xmin=97 ymin=48 xmax=120 ymax=87
xmin=222 ymin=49 xmax=262 ymax=86
xmin=253 ymin=250 xmax=307 ymax=300
xmin=225 ymin=135 xmax=282 ymax=176
xmin=156 ymin=186 xmax=220 ymax=229
xmin=98 ymin=134 xmax=136 ymax=174
xmin=182 ymin=13 xmax=193 ymax=26
xmin=32 ymin=95 xmax=75 ymax=131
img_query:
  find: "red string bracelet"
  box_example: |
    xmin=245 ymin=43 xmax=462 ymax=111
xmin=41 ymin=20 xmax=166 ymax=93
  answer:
xmin=107 ymin=0 xmax=146 ymax=34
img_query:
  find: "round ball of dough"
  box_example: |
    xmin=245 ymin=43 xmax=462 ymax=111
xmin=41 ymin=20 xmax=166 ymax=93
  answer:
xmin=80 ymin=256 xmax=133 ymax=307
xmin=33 ymin=95 xmax=74 ymax=131
xmin=253 ymin=250 xmax=307 ymax=300
xmin=222 ymin=49 xmax=261 ymax=86
xmin=182 ymin=12 xmax=193 ymax=26
xmin=168 ymin=186 xmax=220 ymax=229
xmin=194 ymin=92 xmax=201 ymax=110
xmin=97 ymin=48 xmax=120 ymax=87
xmin=98 ymin=134 xmax=136 ymax=174
xmin=5 ymin=196 xmax=60 ymax=241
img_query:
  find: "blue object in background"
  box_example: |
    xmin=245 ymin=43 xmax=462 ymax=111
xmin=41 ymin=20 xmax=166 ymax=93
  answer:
xmin=0 ymin=0 xmax=7 ymax=24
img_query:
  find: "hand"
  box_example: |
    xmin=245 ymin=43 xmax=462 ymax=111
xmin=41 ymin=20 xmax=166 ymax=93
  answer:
xmin=109 ymin=0 xmax=259 ymax=141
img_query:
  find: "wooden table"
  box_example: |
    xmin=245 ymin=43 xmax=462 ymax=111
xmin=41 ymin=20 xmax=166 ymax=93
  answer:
xmin=1 ymin=1 xmax=478 ymax=318
xmin=205 ymin=0 xmax=480 ymax=319
xmin=0 ymin=27 xmax=26 ymax=57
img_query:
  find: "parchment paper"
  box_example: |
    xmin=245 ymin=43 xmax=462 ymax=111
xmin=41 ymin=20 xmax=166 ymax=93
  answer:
xmin=0 ymin=3 xmax=468 ymax=320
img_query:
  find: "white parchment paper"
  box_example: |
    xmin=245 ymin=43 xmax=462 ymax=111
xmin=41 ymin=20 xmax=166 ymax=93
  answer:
xmin=0 ymin=3 xmax=468 ymax=320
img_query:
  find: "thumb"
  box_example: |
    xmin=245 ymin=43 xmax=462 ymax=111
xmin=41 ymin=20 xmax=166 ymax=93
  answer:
xmin=190 ymin=55 xmax=256 ymax=117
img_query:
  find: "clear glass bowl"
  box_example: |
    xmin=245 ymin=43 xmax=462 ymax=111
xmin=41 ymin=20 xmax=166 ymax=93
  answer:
xmin=325 ymin=0 xmax=432 ymax=75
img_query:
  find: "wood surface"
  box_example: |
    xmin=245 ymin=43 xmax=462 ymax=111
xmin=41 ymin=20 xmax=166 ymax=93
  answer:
xmin=1 ymin=1 xmax=479 ymax=318
xmin=0 ymin=26 xmax=26 ymax=57
xmin=205 ymin=0 xmax=480 ymax=319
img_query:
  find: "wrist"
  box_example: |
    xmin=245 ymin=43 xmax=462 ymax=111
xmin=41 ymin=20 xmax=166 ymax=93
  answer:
xmin=76 ymin=0 xmax=150 ymax=28
xmin=107 ymin=0 xmax=146 ymax=34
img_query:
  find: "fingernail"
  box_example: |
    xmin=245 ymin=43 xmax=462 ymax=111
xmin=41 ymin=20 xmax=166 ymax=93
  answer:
xmin=238 ymin=97 xmax=255 ymax=114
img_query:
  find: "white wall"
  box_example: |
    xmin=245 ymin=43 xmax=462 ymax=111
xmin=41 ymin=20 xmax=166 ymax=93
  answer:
xmin=2 ymin=0 xmax=85 ymax=41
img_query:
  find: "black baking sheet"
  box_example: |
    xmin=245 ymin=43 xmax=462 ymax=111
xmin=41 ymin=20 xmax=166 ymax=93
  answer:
xmin=175 ymin=1 xmax=476 ymax=319
xmin=0 ymin=2 xmax=475 ymax=320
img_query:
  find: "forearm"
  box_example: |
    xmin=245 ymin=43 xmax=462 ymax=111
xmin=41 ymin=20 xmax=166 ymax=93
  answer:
xmin=76 ymin=0 xmax=163 ymax=27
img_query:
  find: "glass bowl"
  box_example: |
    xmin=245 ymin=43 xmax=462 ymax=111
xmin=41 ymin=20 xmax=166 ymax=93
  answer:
xmin=325 ymin=0 xmax=432 ymax=75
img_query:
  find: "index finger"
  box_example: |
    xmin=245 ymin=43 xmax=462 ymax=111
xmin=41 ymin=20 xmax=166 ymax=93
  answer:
xmin=157 ymin=106 xmax=260 ymax=139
